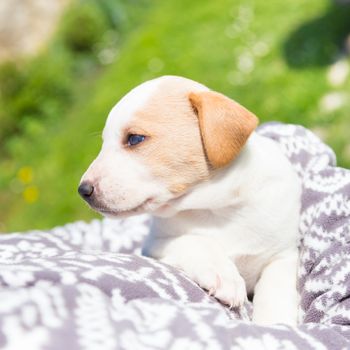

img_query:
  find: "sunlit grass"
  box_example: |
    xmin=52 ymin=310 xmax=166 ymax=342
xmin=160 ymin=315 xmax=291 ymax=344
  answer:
xmin=0 ymin=0 xmax=349 ymax=232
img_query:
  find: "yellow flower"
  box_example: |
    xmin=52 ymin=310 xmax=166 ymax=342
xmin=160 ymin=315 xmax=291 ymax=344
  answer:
xmin=18 ymin=166 xmax=33 ymax=184
xmin=23 ymin=186 xmax=39 ymax=203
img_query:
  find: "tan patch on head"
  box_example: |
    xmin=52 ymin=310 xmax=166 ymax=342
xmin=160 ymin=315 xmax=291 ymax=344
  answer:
xmin=124 ymin=77 xmax=211 ymax=195
xmin=189 ymin=91 xmax=259 ymax=168
xmin=121 ymin=76 xmax=258 ymax=195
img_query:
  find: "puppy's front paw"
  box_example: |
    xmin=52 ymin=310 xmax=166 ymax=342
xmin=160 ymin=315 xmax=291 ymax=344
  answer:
xmin=162 ymin=255 xmax=247 ymax=308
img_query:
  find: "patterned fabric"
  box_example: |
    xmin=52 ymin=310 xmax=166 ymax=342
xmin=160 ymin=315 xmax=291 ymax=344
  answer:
xmin=0 ymin=123 xmax=350 ymax=350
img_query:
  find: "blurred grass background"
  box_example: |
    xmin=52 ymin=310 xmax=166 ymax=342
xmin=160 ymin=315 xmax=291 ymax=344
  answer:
xmin=0 ymin=0 xmax=349 ymax=232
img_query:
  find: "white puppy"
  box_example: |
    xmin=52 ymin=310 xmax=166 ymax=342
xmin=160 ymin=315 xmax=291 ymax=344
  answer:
xmin=79 ymin=75 xmax=301 ymax=326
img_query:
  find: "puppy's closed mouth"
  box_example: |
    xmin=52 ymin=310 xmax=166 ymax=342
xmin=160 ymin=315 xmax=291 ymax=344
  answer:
xmin=92 ymin=198 xmax=153 ymax=217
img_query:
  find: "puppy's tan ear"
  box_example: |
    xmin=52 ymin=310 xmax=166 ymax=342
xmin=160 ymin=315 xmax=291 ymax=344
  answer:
xmin=189 ymin=91 xmax=259 ymax=168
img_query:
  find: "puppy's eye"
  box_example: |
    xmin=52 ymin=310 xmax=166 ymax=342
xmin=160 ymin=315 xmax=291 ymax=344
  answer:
xmin=127 ymin=134 xmax=145 ymax=146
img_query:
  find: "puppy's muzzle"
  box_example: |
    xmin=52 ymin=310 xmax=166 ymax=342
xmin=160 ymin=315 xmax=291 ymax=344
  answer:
xmin=78 ymin=182 xmax=95 ymax=202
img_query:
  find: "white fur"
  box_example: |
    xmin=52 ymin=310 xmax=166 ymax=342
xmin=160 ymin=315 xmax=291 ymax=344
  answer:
xmin=143 ymin=133 xmax=301 ymax=325
xmin=81 ymin=76 xmax=301 ymax=325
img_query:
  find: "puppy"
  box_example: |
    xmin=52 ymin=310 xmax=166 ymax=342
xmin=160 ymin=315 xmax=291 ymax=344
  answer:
xmin=79 ymin=76 xmax=301 ymax=326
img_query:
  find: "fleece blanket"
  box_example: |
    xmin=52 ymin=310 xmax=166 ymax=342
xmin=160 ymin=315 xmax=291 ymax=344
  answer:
xmin=0 ymin=123 xmax=350 ymax=350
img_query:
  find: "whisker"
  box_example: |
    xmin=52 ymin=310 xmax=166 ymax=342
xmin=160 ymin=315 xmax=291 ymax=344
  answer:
xmin=88 ymin=131 xmax=102 ymax=138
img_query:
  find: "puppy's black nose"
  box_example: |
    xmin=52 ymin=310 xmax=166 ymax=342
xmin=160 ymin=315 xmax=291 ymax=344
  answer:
xmin=78 ymin=182 xmax=94 ymax=199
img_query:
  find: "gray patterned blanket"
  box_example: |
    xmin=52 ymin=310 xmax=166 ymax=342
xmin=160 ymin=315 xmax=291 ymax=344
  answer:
xmin=0 ymin=123 xmax=350 ymax=350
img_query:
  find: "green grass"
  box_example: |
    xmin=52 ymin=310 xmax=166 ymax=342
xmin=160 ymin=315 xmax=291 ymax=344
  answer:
xmin=0 ymin=0 xmax=349 ymax=232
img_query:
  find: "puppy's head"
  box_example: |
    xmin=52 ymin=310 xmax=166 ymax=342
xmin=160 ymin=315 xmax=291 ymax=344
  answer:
xmin=79 ymin=76 xmax=258 ymax=217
